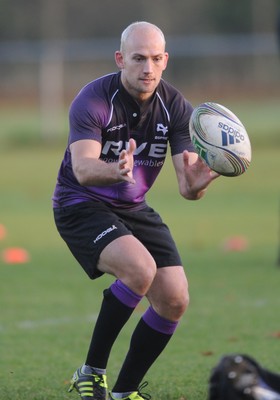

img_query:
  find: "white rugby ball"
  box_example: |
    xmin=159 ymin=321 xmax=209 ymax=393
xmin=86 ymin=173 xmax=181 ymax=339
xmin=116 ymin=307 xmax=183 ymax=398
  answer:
xmin=189 ymin=102 xmax=251 ymax=177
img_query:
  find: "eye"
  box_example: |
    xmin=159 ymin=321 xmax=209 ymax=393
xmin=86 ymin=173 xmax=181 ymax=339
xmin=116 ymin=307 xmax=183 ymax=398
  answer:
xmin=153 ymin=55 xmax=166 ymax=64
xmin=133 ymin=55 xmax=145 ymax=62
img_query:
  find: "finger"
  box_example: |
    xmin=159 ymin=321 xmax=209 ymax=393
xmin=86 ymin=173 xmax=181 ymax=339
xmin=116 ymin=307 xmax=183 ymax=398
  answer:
xmin=120 ymin=168 xmax=136 ymax=184
xmin=183 ymin=150 xmax=194 ymax=169
xmin=210 ymin=171 xmax=220 ymax=180
xmin=128 ymin=138 xmax=136 ymax=154
xmin=119 ymin=149 xmax=127 ymax=161
xmin=183 ymin=150 xmax=201 ymax=167
xmin=119 ymin=158 xmax=127 ymax=167
xmin=120 ymin=167 xmax=131 ymax=175
xmin=183 ymin=150 xmax=190 ymax=165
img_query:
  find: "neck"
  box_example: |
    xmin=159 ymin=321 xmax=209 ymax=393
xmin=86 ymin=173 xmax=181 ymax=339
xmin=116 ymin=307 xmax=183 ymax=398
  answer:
xmin=120 ymin=76 xmax=155 ymax=105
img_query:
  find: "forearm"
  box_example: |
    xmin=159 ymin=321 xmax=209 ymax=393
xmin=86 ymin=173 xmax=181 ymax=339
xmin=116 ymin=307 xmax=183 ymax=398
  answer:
xmin=70 ymin=138 xmax=136 ymax=187
xmin=73 ymin=158 xmax=121 ymax=186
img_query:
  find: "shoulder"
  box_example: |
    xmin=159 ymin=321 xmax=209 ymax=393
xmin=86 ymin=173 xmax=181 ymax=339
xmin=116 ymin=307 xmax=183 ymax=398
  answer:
xmin=157 ymin=79 xmax=184 ymax=101
xmin=69 ymin=73 xmax=120 ymax=125
xmin=156 ymin=79 xmax=193 ymax=119
xmin=74 ymin=72 xmax=120 ymax=104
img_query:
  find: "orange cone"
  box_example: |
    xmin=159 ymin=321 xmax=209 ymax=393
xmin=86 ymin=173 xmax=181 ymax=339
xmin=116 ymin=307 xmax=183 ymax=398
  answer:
xmin=2 ymin=247 xmax=30 ymax=264
xmin=223 ymin=236 xmax=249 ymax=252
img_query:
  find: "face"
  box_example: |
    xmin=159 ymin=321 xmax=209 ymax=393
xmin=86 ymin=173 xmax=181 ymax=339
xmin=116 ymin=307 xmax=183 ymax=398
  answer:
xmin=115 ymin=26 xmax=169 ymax=103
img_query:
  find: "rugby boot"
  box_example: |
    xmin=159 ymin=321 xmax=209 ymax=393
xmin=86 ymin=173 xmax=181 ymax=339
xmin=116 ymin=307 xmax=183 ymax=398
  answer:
xmin=109 ymin=382 xmax=151 ymax=400
xmin=68 ymin=364 xmax=108 ymax=400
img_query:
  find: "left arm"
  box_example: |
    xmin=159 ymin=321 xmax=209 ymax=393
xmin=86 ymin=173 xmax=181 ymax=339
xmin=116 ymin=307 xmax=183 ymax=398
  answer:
xmin=172 ymin=150 xmax=219 ymax=200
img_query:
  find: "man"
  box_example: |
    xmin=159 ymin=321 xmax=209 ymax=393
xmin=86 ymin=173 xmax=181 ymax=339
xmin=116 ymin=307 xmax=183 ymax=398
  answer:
xmin=53 ymin=21 xmax=219 ymax=400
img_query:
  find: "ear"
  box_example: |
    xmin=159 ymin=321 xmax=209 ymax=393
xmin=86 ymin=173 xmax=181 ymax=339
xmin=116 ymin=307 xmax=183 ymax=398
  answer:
xmin=163 ymin=52 xmax=169 ymax=71
xmin=115 ymin=51 xmax=124 ymax=69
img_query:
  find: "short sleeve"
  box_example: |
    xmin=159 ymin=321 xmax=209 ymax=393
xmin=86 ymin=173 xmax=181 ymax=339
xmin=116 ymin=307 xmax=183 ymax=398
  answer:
xmin=169 ymin=96 xmax=196 ymax=155
xmin=68 ymin=84 xmax=110 ymax=145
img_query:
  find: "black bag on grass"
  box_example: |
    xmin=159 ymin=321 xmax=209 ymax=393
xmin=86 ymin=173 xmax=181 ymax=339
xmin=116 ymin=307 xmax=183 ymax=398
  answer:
xmin=208 ymin=354 xmax=280 ymax=400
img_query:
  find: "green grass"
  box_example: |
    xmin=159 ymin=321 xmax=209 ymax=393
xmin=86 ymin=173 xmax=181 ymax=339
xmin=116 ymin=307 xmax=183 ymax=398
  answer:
xmin=0 ymin=98 xmax=280 ymax=399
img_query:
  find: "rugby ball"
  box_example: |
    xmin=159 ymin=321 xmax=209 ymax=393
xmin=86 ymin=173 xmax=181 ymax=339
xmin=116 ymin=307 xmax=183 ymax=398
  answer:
xmin=189 ymin=102 xmax=251 ymax=177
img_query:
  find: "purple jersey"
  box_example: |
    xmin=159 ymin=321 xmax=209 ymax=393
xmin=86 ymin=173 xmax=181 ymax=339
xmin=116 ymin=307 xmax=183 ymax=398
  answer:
xmin=52 ymin=72 xmax=195 ymax=210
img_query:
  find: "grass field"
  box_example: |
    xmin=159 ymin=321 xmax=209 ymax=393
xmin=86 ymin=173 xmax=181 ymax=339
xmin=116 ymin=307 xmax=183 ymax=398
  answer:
xmin=0 ymin=98 xmax=279 ymax=400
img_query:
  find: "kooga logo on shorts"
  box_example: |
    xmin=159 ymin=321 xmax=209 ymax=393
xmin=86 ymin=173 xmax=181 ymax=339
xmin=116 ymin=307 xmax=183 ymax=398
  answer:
xmin=93 ymin=225 xmax=117 ymax=244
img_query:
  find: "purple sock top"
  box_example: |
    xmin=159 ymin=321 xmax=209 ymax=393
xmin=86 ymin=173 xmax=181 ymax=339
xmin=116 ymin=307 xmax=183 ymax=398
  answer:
xmin=142 ymin=306 xmax=179 ymax=335
xmin=110 ymin=279 xmax=142 ymax=308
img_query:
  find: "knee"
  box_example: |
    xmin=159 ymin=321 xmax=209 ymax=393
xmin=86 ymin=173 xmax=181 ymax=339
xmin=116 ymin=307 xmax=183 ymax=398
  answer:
xmin=158 ymin=290 xmax=190 ymax=322
xmin=134 ymin=264 xmax=157 ymax=295
xmin=170 ymin=291 xmax=190 ymax=320
xmin=122 ymin=260 xmax=157 ymax=296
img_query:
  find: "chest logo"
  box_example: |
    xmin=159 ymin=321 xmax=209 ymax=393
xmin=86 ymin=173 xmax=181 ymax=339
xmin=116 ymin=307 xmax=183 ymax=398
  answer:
xmin=156 ymin=123 xmax=168 ymax=135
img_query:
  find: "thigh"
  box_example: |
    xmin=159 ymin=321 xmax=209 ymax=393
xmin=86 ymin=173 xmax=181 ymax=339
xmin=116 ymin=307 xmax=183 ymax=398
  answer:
xmin=98 ymin=235 xmax=157 ymax=295
xmin=54 ymin=201 xmax=157 ymax=288
xmin=146 ymin=266 xmax=189 ymax=321
xmin=116 ymin=206 xmax=183 ymax=268
xmin=53 ymin=202 xmax=133 ymax=279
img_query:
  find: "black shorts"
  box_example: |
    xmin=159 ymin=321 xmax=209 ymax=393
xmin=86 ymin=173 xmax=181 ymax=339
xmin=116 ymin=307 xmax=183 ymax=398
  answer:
xmin=53 ymin=201 xmax=182 ymax=279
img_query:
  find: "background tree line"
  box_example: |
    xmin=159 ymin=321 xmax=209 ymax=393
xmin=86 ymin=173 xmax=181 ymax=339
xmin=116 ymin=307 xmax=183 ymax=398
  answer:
xmin=0 ymin=0 xmax=278 ymax=41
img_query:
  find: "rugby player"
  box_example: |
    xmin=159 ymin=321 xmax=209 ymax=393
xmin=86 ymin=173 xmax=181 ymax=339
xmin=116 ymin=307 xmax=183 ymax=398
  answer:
xmin=53 ymin=21 xmax=219 ymax=400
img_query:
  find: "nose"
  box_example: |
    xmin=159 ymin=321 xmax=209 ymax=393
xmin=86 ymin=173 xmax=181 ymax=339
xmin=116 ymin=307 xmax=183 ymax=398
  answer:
xmin=143 ymin=58 xmax=153 ymax=74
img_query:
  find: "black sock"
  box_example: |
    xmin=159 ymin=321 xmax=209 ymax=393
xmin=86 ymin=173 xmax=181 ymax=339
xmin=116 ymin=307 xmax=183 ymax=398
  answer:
xmin=85 ymin=287 xmax=137 ymax=368
xmin=112 ymin=317 xmax=174 ymax=392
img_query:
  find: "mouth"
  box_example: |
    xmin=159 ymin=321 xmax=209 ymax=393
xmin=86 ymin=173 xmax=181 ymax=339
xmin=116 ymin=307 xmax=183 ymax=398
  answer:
xmin=140 ymin=77 xmax=155 ymax=84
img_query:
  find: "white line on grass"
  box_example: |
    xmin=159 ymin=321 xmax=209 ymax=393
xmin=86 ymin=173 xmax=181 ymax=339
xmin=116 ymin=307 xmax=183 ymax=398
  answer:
xmin=0 ymin=313 xmax=98 ymax=332
xmin=0 ymin=308 xmax=145 ymax=332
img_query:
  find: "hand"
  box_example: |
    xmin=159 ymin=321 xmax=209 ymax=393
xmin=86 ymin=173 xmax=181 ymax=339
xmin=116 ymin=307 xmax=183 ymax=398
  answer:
xmin=183 ymin=150 xmax=219 ymax=198
xmin=118 ymin=138 xmax=136 ymax=184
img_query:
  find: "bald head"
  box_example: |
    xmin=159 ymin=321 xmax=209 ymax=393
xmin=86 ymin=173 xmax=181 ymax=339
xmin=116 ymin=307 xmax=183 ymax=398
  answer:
xmin=120 ymin=21 xmax=166 ymax=53
xmin=115 ymin=21 xmax=168 ymax=102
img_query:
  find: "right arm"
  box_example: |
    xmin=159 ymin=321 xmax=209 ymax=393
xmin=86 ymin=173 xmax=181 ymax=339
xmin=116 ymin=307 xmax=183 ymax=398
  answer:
xmin=70 ymin=138 xmax=136 ymax=186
